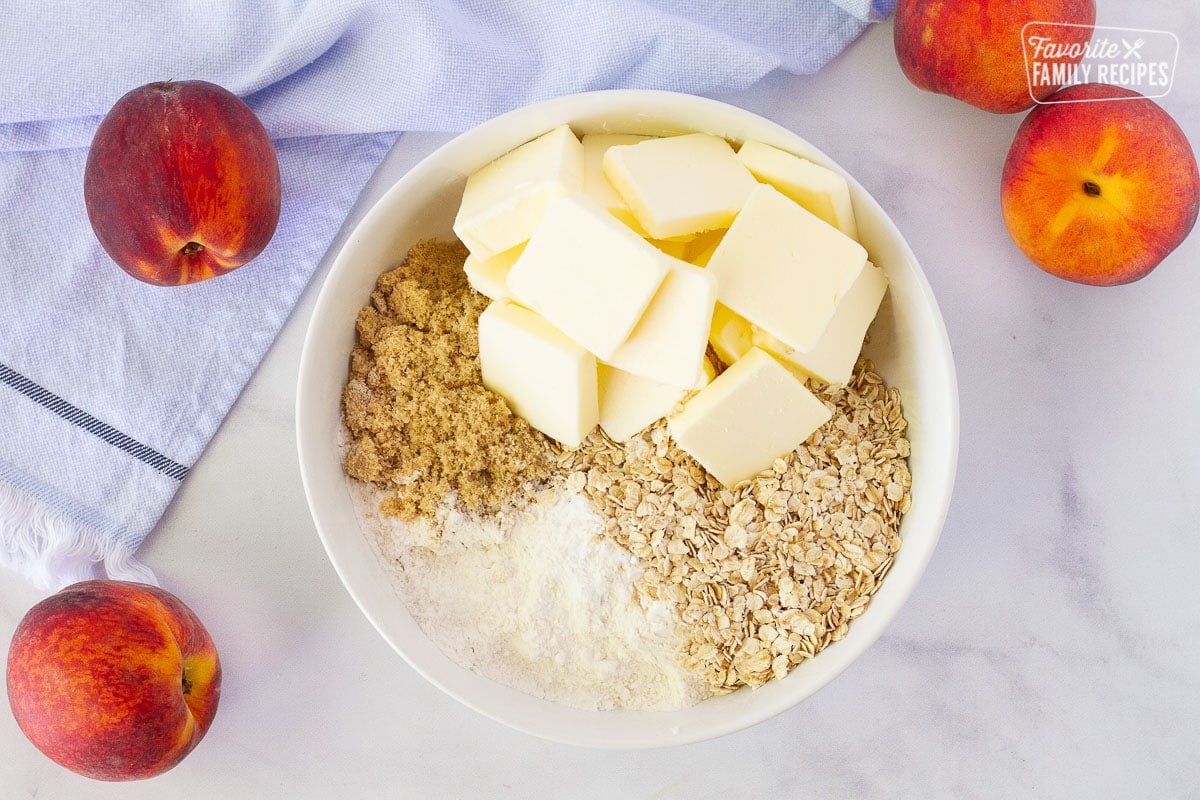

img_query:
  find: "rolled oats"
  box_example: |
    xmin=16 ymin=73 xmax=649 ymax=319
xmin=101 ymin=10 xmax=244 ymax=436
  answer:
xmin=555 ymin=358 xmax=911 ymax=692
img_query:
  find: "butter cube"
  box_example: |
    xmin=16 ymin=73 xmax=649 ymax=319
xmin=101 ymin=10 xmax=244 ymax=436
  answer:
xmin=735 ymin=141 xmax=859 ymax=240
xmin=750 ymin=326 xmax=791 ymax=359
xmin=708 ymin=303 xmax=754 ymax=366
xmin=710 ymin=302 xmax=802 ymax=369
xmin=706 ymin=184 xmax=867 ymax=353
xmin=463 ymin=244 xmax=524 ymax=301
xmin=768 ymin=261 xmax=889 ymax=386
xmin=668 ymin=348 xmax=831 ymax=488
xmin=603 ymin=133 xmax=757 ymax=240
xmin=597 ymin=365 xmax=686 ymax=442
xmin=582 ymin=134 xmax=651 ymax=221
xmin=478 ymin=301 xmax=598 ymax=448
xmin=453 ymin=125 xmax=584 ymax=259
xmin=506 ymin=194 xmax=670 ymax=360
xmin=605 ymin=259 xmax=717 ymax=388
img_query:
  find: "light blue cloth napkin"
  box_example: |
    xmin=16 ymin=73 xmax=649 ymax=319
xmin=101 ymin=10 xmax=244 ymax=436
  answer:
xmin=0 ymin=0 xmax=893 ymax=589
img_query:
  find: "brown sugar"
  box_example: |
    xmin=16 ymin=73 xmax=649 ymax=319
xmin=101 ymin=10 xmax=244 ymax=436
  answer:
xmin=341 ymin=239 xmax=554 ymax=520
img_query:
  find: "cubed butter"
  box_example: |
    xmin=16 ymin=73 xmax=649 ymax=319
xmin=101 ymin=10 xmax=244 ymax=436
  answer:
xmin=766 ymin=261 xmax=889 ymax=386
xmin=453 ymin=125 xmax=584 ymax=260
xmin=463 ymin=244 xmax=524 ymax=302
xmin=668 ymin=348 xmax=832 ymax=488
xmin=478 ymin=301 xmax=598 ymax=448
xmin=605 ymin=259 xmax=717 ymax=388
xmin=709 ymin=302 xmax=798 ymax=368
xmin=749 ymin=325 xmax=791 ymax=359
xmin=602 ymin=133 xmax=757 ymax=240
xmin=708 ymin=303 xmax=754 ymax=366
xmin=735 ymin=140 xmax=859 ymax=240
xmin=506 ymin=194 xmax=670 ymax=360
xmin=706 ymin=184 xmax=867 ymax=353
xmin=581 ymin=133 xmax=651 ymax=221
xmin=597 ymin=365 xmax=687 ymax=442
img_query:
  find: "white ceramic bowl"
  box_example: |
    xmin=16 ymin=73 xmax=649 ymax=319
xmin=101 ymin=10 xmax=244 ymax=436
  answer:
xmin=297 ymin=90 xmax=958 ymax=748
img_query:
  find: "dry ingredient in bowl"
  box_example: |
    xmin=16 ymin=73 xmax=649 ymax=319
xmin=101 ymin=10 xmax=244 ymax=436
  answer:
xmin=341 ymin=239 xmax=912 ymax=710
xmin=352 ymin=484 xmax=708 ymax=710
xmin=341 ymin=240 xmax=554 ymax=520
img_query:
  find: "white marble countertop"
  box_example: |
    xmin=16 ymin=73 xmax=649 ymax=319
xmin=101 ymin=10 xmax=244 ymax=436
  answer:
xmin=3 ymin=7 xmax=1199 ymax=798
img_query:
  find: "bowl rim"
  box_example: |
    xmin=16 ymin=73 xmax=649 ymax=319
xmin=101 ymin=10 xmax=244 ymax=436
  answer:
xmin=297 ymin=88 xmax=959 ymax=748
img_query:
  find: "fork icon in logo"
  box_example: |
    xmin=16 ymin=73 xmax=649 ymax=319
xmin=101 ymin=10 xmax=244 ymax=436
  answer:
xmin=1122 ymin=38 xmax=1145 ymax=59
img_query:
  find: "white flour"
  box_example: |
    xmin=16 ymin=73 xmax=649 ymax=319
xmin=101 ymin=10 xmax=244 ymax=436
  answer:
xmin=351 ymin=484 xmax=707 ymax=711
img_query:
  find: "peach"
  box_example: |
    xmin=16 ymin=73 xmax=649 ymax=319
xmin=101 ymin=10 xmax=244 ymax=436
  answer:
xmin=83 ymin=80 xmax=281 ymax=286
xmin=6 ymin=580 xmax=221 ymax=781
xmin=894 ymin=0 xmax=1096 ymax=113
xmin=1001 ymin=84 xmax=1199 ymax=285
